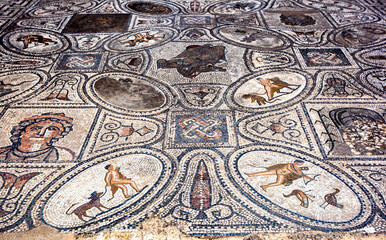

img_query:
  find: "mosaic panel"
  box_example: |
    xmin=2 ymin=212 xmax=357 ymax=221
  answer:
xmin=294 ymin=47 xmax=358 ymax=69
xmin=165 ymin=110 xmax=237 ymax=148
xmin=0 ymin=0 xmax=384 ymax=237
xmin=52 ymin=52 xmax=108 ymax=73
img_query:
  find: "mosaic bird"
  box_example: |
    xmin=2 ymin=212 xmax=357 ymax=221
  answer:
xmin=320 ymin=188 xmax=343 ymax=209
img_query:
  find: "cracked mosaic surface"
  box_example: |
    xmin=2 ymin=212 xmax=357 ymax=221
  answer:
xmin=0 ymin=0 xmax=385 ymax=236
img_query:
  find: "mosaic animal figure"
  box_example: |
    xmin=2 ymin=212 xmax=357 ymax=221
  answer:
xmin=294 ymin=31 xmax=316 ymax=42
xmin=16 ymin=35 xmax=57 ymax=49
xmin=0 ymin=81 xmax=16 ymax=97
xmin=258 ymin=77 xmax=296 ymax=101
xmin=241 ymin=31 xmax=264 ymax=43
xmin=283 ymin=189 xmax=311 ymax=208
xmin=121 ymin=33 xmax=157 ymax=47
xmin=242 ymin=94 xmax=268 ymax=105
xmin=66 ymin=191 xmax=109 ymax=222
xmin=320 ymin=188 xmax=343 ymax=209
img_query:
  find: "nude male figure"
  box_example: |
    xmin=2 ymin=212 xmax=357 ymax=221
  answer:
xmin=104 ymin=164 xmax=141 ymax=199
xmin=246 ymin=160 xmax=314 ymax=191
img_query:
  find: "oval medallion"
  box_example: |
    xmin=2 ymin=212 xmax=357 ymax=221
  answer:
xmin=107 ymin=51 xmax=151 ymax=74
xmin=245 ymin=49 xmax=296 ymax=71
xmin=225 ymin=69 xmax=314 ymax=113
xmin=330 ymin=23 xmax=386 ymax=47
xmin=212 ymin=25 xmax=291 ymax=50
xmin=42 ymin=148 xmax=174 ymax=231
xmin=355 ymin=45 xmax=386 ymax=68
xmin=84 ymin=72 xmax=176 ymax=116
xmin=105 ymin=27 xmax=178 ymax=52
xmin=123 ymin=1 xmax=180 ymax=16
xmin=358 ymin=69 xmax=386 ymax=98
xmin=2 ymin=29 xmax=69 ymax=56
xmin=27 ymin=1 xmax=96 ymax=17
xmin=222 ymin=145 xmax=374 ymax=231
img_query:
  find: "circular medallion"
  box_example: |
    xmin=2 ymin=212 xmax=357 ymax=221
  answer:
xmin=0 ymin=70 xmax=49 ymax=106
xmin=212 ymin=25 xmax=291 ymax=50
xmin=208 ymin=0 xmax=265 ymax=15
xmin=123 ymin=1 xmax=180 ymax=16
xmin=27 ymin=1 xmax=96 ymax=17
xmin=2 ymin=29 xmax=69 ymax=56
xmin=221 ymin=145 xmax=374 ymax=231
xmin=84 ymin=72 xmax=176 ymax=116
xmin=330 ymin=23 xmax=386 ymax=47
xmin=225 ymin=69 xmax=314 ymax=113
xmin=42 ymin=148 xmax=175 ymax=231
xmin=105 ymin=27 xmax=178 ymax=52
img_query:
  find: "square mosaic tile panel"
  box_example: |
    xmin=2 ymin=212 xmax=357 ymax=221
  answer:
xmin=0 ymin=0 xmax=385 ymax=236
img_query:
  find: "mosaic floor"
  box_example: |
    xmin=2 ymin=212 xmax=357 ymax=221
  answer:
xmin=0 ymin=0 xmax=385 ymax=238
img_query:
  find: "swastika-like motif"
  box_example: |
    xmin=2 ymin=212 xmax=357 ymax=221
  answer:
xmin=53 ymin=52 xmax=106 ymax=72
xmin=178 ymin=117 xmax=223 ymax=141
xmin=166 ymin=111 xmax=236 ymax=148
xmin=65 ymin=56 xmax=96 ymax=68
